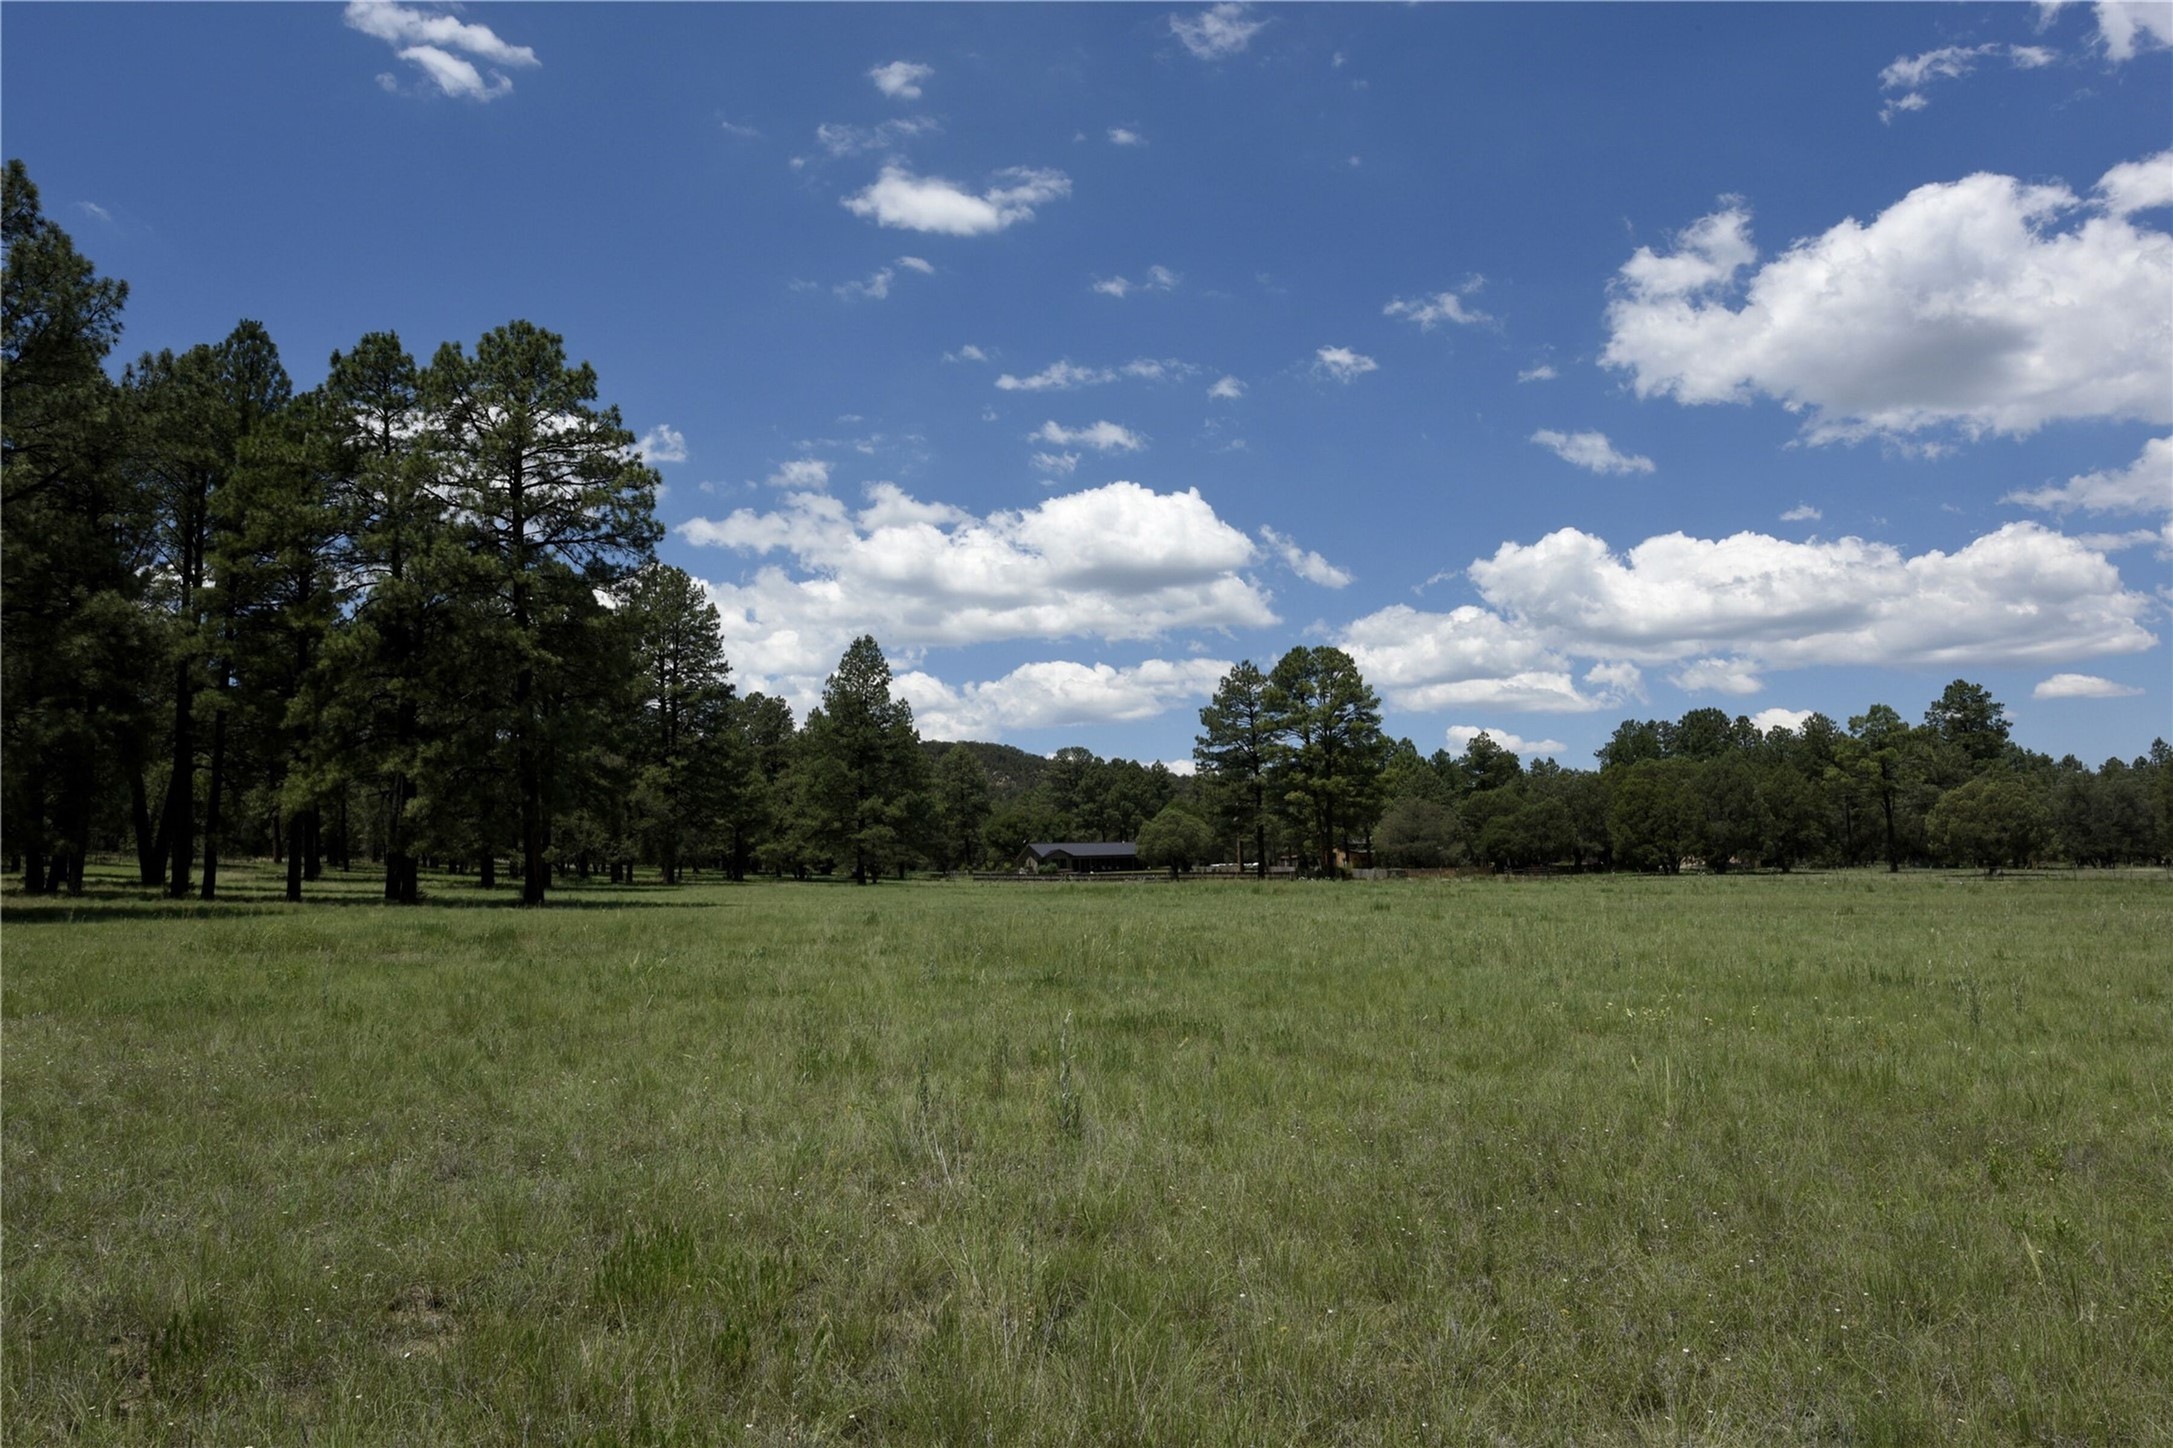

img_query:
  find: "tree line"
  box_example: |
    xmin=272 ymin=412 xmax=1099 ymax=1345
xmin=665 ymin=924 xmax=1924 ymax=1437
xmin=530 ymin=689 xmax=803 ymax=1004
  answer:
xmin=6 ymin=160 xmax=2167 ymax=900
xmin=2 ymin=159 xmax=933 ymax=902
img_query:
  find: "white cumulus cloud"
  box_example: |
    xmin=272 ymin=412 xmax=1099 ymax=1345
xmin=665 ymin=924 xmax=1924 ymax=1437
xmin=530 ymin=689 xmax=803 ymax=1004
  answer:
xmin=2003 ymin=436 xmax=2172 ymax=517
xmin=2095 ymin=149 xmax=2173 ymax=217
xmin=1669 ymin=656 xmax=1766 ymax=696
xmin=1531 ymin=429 xmax=1656 ymax=476
xmin=1468 ymin=522 xmax=2157 ymax=669
xmin=843 ymin=164 xmax=1070 ymax=235
xmin=1444 ymin=726 xmax=1565 ymax=758
xmin=869 ymin=60 xmax=933 ymax=100
xmin=678 ymin=480 xmax=1274 ymax=701
xmin=1313 ymin=346 xmax=1378 ymax=383
xmin=1517 ymin=364 xmax=1559 ymax=383
xmin=1171 ymin=2 xmax=1266 ymax=59
xmin=637 ymin=424 xmax=687 ymax=464
xmin=2033 ymin=672 xmax=2144 ymax=699
xmin=2092 ymin=0 xmax=2173 ymax=61
xmin=1341 ymin=521 xmax=2155 ymax=714
xmin=345 ymin=1 xmax=537 ymax=100
xmin=1108 ymin=127 xmax=1146 ymax=146
xmin=1780 ymin=504 xmax=1823 ymax=522
xmin=1749 ymin=707 xmax=1817 ymax=734
xmin=899 ymin=658 xmax=1234 ymax=737
xmin=1602 ymin=159 xmax=2173 ymax=445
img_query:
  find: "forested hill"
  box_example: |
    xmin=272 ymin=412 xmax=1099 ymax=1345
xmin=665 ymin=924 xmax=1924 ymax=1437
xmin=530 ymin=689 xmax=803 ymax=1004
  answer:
xmin=918 ymin=741 xmax=1048 ymax=805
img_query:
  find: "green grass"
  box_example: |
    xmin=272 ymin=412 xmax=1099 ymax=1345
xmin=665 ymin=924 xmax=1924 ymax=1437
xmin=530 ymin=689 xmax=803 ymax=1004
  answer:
xmin=5 ymin=863 xmax=2170 ymax=1444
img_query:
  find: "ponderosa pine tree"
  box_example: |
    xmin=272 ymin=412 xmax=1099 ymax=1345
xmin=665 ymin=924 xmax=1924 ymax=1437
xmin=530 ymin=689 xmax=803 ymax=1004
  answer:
xmin=1263 ymin=646 xmax=1389 ymax=876
xmin=792 ymin=636 xmax=926 ymax=884
xmin=217 ymin=385 xmax=366 ymax=901
xmin=1 ymin=160 xmax=147 ymax=894
xmin=319 ymin=331 xmax=444 ymax=903
xmin=423 ymin=321 xmax=661 ymax=905
xmin=931 ymin=743 xmax=993 ymax=872
xmin=1194 ymin=659 xmax=1274 ymax=876
xmin=1844 ymin=704 xmax=1918 ymax=874
xmin=722 ymin=691 xmax=795 ymax=879
xmin=127 ymin=320 xmax=291 ymax=899
xmin=624 ymin=562 xmax=737 ymax=883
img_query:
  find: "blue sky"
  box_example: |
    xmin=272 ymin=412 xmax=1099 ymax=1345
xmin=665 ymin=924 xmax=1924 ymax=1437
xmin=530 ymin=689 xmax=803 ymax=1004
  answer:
xmin=7 ymin=2 xmax=2169 ymax=768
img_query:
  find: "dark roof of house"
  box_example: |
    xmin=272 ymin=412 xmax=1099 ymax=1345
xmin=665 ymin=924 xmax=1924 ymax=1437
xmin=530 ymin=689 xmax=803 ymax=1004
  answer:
xmin=1022 ymin=841 xmax=1139 ymax=858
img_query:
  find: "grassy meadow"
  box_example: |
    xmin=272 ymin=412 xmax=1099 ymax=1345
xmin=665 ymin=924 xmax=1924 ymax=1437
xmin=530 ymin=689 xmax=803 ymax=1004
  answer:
xmin=4 ymin=863 xmax=2169 ymax=1445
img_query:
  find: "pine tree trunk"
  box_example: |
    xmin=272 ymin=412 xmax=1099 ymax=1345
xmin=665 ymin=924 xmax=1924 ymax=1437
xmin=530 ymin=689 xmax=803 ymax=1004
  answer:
xmin=286 ymin=811 xmax=304 ymax=902
xmin=200 ymin=702 xmax=225 ymax=902
xmin=1880 ymin=782 xmax=1899 ymax=873
xmin=166 ymin=660 xmax=194 ymax=898
xmin=303 ymin=806 xmax=322 ymax=882
xmin=384 ymin=773 xmax=417 ymax=902
xmin=516 ymin=660 xmax=548 ymax=907
xmin=131 ymin=762 xmax=162 ymax=887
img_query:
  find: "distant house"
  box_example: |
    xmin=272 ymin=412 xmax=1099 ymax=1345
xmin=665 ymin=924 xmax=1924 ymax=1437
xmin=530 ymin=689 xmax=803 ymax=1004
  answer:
xmin=1017 ymin=841 xmax=1140 ymax=874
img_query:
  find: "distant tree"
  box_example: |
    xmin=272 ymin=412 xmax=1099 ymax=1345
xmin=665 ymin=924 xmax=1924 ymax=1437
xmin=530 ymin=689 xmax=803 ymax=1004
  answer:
xmin=720 ymin=691 xmax=794 ymax=878
xmin=317 ymin=330 xmax=445 ymax=903
xmin=1665 ymin=707 xmax=1747 ymax=761
xmin=1529 ymin=761 xmax=1612 ymax=870
xmin=1927 ymin=773 xmax=2051 ymax=874
xmin=1844 ymin=704 xmax=1917 ymax=873
xmin=1693 ymin=753 xmax=1771 ymax=872
xmin=1596 ymin=718 xmax=1665 ymax=771
xmin=931 ymin=744 xmax=993 ymax=872
xmin=1608 ymin=759 xmax=1700 ymax=874
xmin=1381 ymin=737 xmax=1452 ymax=806
xmin=1096 ymin=757 xmax=1169 ymax=842
xmin=1040 ymin=745 xmax=1106 ymax=838
xmin=793 ymin=636 xmax=926 ymax=883
xmin=1924 ymin=679 xmax=2011 ymax=768
xmin=1194 ymin=660 xmax=1275 ymax=877
xmin=1137 ymin=802 xmax=1217 ymax=878
xmin=1755 ymin=758 xmax=1826 ymax=871
xmin=1477 ymin=796 xmax=1576 ymax=871
xmin=1264 ymin=646 xmax=1389 ymax=875
xmin=216 ymin=389 xmax=348 ymax=901
xmin=1456 ymin=731 xmax=1524 ymax=794
xmin=1458 ymin=779 xmax=1524 ymax=857
xmin=623 ymin=563 xmax=736 ymax=883
xmin=423 ymin=320 xmax=662 ymax=904
xmin=1373 ymin=795 xmax=1466 ymax=868
xmin=983 ymin=795 xmax=1066 ymax=869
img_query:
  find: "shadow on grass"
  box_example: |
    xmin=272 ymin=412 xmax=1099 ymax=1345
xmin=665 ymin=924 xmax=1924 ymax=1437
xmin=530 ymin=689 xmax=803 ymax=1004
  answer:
xmin=0 ymin=886 xmax=747 ymax=924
